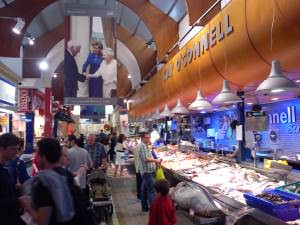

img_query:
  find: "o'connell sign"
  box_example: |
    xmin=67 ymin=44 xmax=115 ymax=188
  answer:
xmin=163 ymin=14 xmax=233 ymax=81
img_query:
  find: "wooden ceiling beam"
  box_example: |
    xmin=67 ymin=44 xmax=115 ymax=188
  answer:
xmin=119 ymin=0 xmax=179 ymax=61
xmin=116 ymin=25 xmax=156 ymax=79
xmin=185 ymin=0 xmax=221 ymax=25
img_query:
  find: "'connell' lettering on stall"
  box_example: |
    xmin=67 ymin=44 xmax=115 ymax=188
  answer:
xmin=163 ymin=14 xmax=233 ymax=81
xmin=269 ymin=106 xmax=299 ymax=134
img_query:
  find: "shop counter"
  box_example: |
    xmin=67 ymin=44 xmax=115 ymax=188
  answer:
xmin=158 ymin=150 xmax=291 ymax=225
xmin=163 ymin=167 xmax=288 ymax=225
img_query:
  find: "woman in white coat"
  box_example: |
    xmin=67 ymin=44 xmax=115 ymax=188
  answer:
xmin=85 ymin=48 xmax=117 ymax=98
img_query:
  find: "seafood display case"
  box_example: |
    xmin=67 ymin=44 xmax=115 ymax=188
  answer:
xmin=157 ymin=147 xmax=296 ymax=225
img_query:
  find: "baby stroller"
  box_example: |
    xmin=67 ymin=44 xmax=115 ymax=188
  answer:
xmin=87 ymin=168 xmax=113 ymax=222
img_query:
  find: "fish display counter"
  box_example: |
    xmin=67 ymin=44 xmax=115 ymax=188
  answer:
xmin=156 ymin=147 xmax=294 ymax=225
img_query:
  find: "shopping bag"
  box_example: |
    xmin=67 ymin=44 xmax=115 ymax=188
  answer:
xmin=155 ymin=167 xmax=165 ymax=181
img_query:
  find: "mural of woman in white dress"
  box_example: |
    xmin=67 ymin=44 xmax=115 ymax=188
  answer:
xmin=85 ymin=48 xmax=117 ymax=98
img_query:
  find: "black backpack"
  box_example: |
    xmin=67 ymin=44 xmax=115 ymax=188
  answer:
xmin=53 ymin=168 xmax=95 ymax=225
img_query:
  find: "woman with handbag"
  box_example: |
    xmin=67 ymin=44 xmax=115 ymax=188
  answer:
xmin=114 ymin=134 xmax=127 ymax=176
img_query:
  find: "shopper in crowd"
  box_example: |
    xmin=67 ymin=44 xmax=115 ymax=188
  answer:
xmin=0 ymin=133 xmax=23 ymax=225
xmin=108 ymin=132 xmax=117 ymax=165
xmin=67 ymin=135 xmax=92 ymax=189
xmin=77 ymin=134 xmax=85 ymax=148
xmin=64 ymin=40 xmax=86 ymax=98
xmin=100 ymin=135 xmax=110 ymax=155
xmin=114 ymin=134 xmax=127 ymax=176
xmin=98 ymin=129 xmax=107 ymax=143
xmin=148 ymin=179 xmax=176 ymax=225
xmin=82 ymin=41 xmax=103 ymax=97
xmin=7 ymin=138 xmax=30 ymax=188
xmin=138 ymin=132 xmax=162 ymax=212
xmin=32 ymin=148 xmax=41 ymax=176
xmin=19 ymin=138 xmax=76 ymax=225
xmin=133 ymin=140 xmax=142 ymax=200
xmin=85 ymin=134 xmax=107 ymax=169
xmin=225 ymin=120 xmax=240 ymax=160
xmin=150 ymin=124 xmax=160 ymax=147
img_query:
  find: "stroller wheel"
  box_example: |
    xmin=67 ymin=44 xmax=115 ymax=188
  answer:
xmin=109 ymin=204 xmax=113 ymax=216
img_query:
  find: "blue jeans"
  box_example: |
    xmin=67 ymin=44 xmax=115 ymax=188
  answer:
xmin=141 ymin=172 xmax=155 ymax=211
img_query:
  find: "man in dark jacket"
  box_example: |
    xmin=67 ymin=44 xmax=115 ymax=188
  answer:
xmin=64 ymin=40 xmax=86 ymax=98
xmin=0 ymin=133 xmax=21 ymax=225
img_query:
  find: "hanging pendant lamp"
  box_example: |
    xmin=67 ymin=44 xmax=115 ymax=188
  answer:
xmin=212 ymin=80 xmax=242 ymax=105
xmin=159 ymin=104 xmax=173 ymax=118
xmin=256 ymin=60 xmax=298 ymax=93
xmin=146 ymin=112 xmax=153 ymax=121
xmin=188 ymin=90 xmax=212 ymax=110
xmin=171 ymin=99 xmax=189 ymax=114
xmin=153 ymin=108 xmax=161 ymax=120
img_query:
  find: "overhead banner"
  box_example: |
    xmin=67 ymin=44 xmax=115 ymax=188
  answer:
xmin=63 ymin=2 xmax=120 ymax=105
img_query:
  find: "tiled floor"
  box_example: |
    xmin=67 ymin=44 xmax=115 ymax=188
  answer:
xmin=103 ymin=166 xmax=194 ymax=225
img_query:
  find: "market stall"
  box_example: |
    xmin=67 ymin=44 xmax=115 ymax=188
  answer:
xmin=157 ymin=146 xmax=300 ymax=225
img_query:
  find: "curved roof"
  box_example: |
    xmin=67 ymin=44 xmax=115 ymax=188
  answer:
xmin=149 ymin=0 xmax=186 ymax=22
xmin=0 ymin=0 xmax=15 ymax=8
xmin=117 ymin=2 xmax=154 ymax=49
xmin=22 ymin=1 xmax=64 ymax=45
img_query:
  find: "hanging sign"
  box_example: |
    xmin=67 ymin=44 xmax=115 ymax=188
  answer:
xmin=18 ymin=89 xmax=32 ymax=112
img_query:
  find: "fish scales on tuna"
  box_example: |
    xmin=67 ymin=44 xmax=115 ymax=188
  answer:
xmin=170 ymin=182 xmax=225 ymax=218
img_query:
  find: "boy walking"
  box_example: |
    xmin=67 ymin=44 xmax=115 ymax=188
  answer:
xmin=148 ymin=179 xmax=176 ymax=225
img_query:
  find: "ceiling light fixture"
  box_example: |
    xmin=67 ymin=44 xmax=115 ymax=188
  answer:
xmin=271 ymin=97 xmax=279 ymax=101
xmin=128 ymin=74 xmax=132 ymax=79
xmin=53 ymin=73 xmax=57 ymax=78
xmin=295 ymin=79 xmax=300 ymax=83
xmin=27 ymin=35 xmax=35 ymax=45
xmin=246 ymin=102 xmax=253 ymax=105
xmin=256 ymin=60 xmax=298 ymax=93
xmin=212 ymin=80 xmax=242 ymax=105
xmin=146 ymin=113 xmax=153 ymax=121
xmin=146 ymin=39 xmax=154 ymax=48
xmin=39 ymin=60 xmax=49 ymax=71
xmin=12 ymin=17 xmax=25 ymax=35
xmin=153 ymin=108 xmax=161 ymax=120
xmin=188 ymin=90 xmax=212 ymax=110
xmin=171 ymin=99 xmax=189 ymax=114
xmin=159 ymin=104 xmax=173 ymax=118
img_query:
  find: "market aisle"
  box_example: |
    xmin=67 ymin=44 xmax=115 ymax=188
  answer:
xmin=106 ymin=166 xmax=194 ymax=225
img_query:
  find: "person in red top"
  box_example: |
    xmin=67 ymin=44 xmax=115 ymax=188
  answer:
xmin=148 ymin=179 xmax=176 ymax=225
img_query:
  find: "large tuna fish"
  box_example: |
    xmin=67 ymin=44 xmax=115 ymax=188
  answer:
xmin=170 ymin=181 xmax=224 ymax=218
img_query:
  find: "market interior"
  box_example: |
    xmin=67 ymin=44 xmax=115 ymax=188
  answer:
xmin=1 ymin=0 xmax=300 ymax=225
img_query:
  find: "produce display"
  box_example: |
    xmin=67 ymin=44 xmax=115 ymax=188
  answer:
xmin=158 ymin=149 xmax=279 ymax=204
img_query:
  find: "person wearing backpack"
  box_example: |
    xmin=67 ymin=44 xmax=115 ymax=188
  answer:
xmin=20 ymin=138 xmax=95 ymax=225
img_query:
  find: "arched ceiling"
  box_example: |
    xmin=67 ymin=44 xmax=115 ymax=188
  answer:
xmin=0 ymin=0 xmax=222 ymax=99
xmin=0 ymin=0 xmax=15 ymax=8
xmin=116 ymin=25 xmax=156 ymax=79
xmin=0 ymin=0 xmax=57 ymax=57
xmin=118 ymin=0 xmax=179 ymax=60
xmin=149 ymin=0 xmax=187 ymax=22
xmin=117 ymin=2 xmax=155 ymax=49
xmin=22 ymin=1 xmax=64 ymax=45
xmin=116 ymin=39 xmax=141 ymax=89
